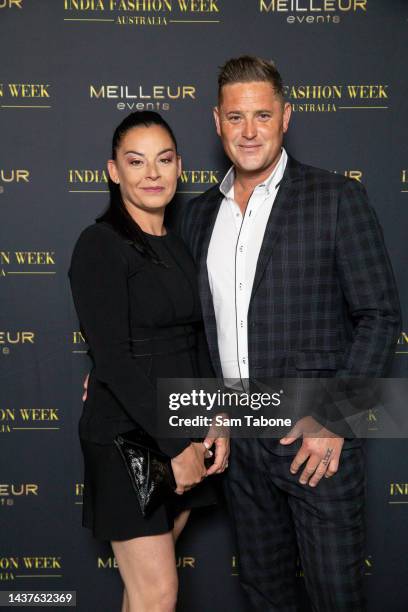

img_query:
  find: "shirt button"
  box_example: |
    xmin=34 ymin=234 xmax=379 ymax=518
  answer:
xmin=240 ymin=320 xmax=244 ymax=328
xmin=242 ymin=357 xmax=246 ymax=365
xmin=239 ymin=245 xmax=244 ymax=253
xmin=239 ymin=283 xmax=243 ymax=290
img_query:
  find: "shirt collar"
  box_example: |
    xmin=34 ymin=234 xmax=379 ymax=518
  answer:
xmin=219 ymin=147 xmax=288 ymax=199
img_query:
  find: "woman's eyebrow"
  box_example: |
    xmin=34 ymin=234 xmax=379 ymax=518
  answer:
xmin=156 ymin=148 xmax=175 ymax=155
xmin=124 ymin=148 xmax=174 ymax=156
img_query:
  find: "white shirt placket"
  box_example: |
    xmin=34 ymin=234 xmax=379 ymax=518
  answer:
xmin=235 ymin=203 xmax=248 ymax=379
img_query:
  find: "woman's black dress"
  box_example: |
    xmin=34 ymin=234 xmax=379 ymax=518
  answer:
xmin=69 ymin=221 xmax=217 ymax=541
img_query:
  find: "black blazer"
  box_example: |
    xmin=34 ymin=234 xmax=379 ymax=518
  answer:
xmin=178 ymin=156 xmax=401 ymax=449
xmin=69 ymin=222 xmax=212 ymax=457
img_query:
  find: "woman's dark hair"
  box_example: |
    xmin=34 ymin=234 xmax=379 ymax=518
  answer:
xmin=97 ymin=111 xmax=178 ymax=265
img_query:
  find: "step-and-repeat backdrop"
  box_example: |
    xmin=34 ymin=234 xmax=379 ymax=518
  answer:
xmin=1 ymin=1 xmax=407 ymax=610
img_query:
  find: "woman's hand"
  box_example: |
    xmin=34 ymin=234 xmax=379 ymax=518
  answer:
xmin=171 ymin=442 xmax=207 ymax=495
xmin=203 ymin=415 xmax=230 ymax=476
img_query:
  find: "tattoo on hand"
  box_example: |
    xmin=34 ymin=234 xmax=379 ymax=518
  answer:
xmin=321 ymin=448 xmax=333 ymax=466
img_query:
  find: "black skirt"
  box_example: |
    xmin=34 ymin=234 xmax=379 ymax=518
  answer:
xmin=81 ymin=439 xmax=218 ymax=541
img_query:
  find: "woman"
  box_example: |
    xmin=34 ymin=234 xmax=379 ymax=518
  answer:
xmin=69 ymin=111 xmax=229 ymax=612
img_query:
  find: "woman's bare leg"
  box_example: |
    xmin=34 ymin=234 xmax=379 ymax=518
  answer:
xmin=116 ymin=509 xmax=191 ymax=611
xmin=121 ymin=588 xmax=129 ymax=612
xmin=172 ymin=509 xmax=191 ymax=542
xmin=111 ymin=531 xmax=177 ymax=612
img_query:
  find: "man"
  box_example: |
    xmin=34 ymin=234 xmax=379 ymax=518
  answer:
xmin=178 ymin=56 xmax=401 ymax=611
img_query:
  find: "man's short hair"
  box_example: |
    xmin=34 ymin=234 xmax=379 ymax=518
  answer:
xmin=218 ymin=55 xmax=284 ymax=103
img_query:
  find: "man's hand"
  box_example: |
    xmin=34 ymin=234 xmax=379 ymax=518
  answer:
xmin=82 ymin=373 xmax=89 ymax=402
xmin=171 ymin=442 xmax=208 ymax=495
xmin=280 ymin=416 xmax=344 ymax=487
xmin=203 ymin=415 xmax=230 ymax=476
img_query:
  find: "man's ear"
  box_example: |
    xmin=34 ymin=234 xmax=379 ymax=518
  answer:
xmin=282 ymin=102 xmax=292 ymax=134
xmin=213 ymin=106 xmax=222 ymax=137
xmin=107 ymin=159 xmax=119 ymax=184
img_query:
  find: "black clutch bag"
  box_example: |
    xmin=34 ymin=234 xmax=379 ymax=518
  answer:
xmin=114 ymin=425 xmax=177 ymax=517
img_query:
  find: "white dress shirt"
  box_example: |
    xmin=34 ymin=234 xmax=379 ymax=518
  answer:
xmin=207 ymin=148 xmax=288 ymax=382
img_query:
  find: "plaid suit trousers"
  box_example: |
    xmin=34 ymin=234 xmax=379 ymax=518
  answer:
xmin=224 ymin=438 xmax=366 ymax=612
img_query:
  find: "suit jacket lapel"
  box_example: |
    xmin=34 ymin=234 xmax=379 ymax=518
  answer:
xmin=196 ymin=189 xmax=223 ymax=377
xmin=195 ymin=191 xmax=223 ymax=271
xmin=250 ymin=156 xmax=305 ymax=303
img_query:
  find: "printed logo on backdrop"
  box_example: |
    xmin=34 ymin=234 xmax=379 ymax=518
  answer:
xmin=72 ymin=331 xmax=88 ymax=354
xmin=0 ymin=251 xmax=56 ymax=278
xmin=0 ymin=169 xmax=30 ymax=195
xmin=0 ymin=1 xmax=23 ymax=9
xmin=67 ymin=167 xmax=219 ymax=194
xmin=177 ymin=168 xmax=219 ymax=195
xmin=0 ymin=82 xmax=51 ymax=110
xmin=402 ymin=169 xmax=408 ymax=194
xmin=259 ymin=0 xmax=367 ymax=25
xmin=68 ymin=168 xmax=109 ymax=194
xmin=0 ymin=331 xmax=35 ymax=356
xmin=365 ymin=556 xmax=372 ymax=576
xmin=74 ymin=483 xmax=83 ymax=506
xmin=332 ymin=169 xmax=363 ymax=182
xmin=89 ymin=82 xmax=197 ymax=112
xmin=396 ymin=332 xmax=408 ymax=357
xmin=0 ymin=407 xmax=60 ymax=435
xmin=0 ymin=484 xmax=39 ymax=508
xmin=97 ymin=555 xmax=195 ymax=568
xmin=389 ymin=483 xmax=408 ymax=506
xmin=367 ymin=407 xmax=379 ymax=432
xmin=64 ymin=0 xmax=222 ymax=27
xmin=0 ymin=557 xmax=63 ymax=581
xmin=283 ymin=83 xmax=388 ymax=113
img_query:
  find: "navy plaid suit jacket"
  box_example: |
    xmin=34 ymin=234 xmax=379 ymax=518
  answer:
xmin=177 ymin=156 xmax=401 ymax=450
xmin=179 ymin=156 xmax=400 ymax=378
